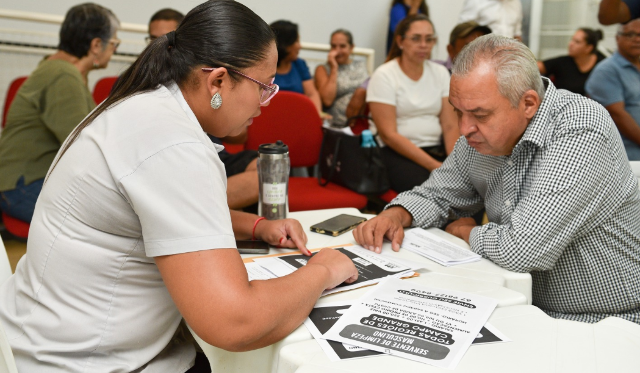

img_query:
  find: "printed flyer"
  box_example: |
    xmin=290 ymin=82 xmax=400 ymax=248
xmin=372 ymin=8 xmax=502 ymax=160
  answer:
xmin=323 ymin=278 xmax=498 ymax=369
xmin=305 ymin=301 xmax=509 ymax=362
xmin=252 ymin=246 xmax=421 ymax=296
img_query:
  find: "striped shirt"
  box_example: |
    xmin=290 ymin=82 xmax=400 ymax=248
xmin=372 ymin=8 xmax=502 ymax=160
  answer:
xmin=389 ymin=79 xmax=640 ymax=323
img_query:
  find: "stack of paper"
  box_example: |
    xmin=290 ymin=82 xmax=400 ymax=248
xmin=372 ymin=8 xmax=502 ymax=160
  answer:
xmin=402 ymin=228 xmax=481 ymax=266
xmin=305 ymin=301 xmax=509 ymax=362
xmin=320 ymin=278 xmax=499 ymax=369
xmin=248 ymin=246 xmax=423 ymax=296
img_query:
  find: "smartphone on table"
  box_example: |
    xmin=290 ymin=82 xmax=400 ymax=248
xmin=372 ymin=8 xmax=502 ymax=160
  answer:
xmin=310 ymin=214 xmax=367 ymax=237
xmin=235 ymin=240 xmax=270 ymax=255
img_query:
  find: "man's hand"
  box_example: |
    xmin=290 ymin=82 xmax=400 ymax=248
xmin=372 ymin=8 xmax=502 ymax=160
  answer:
xmin=444 ymin=217 xmax=477 ymax=244
xmin=352 ymin=207 xmax=412 ymax=253
xmin=254 ymin=218 xmax=310 ymax=255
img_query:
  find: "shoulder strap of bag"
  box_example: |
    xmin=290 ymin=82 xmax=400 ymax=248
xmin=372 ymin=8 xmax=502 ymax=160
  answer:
xmin=318 ymin=132 xmax=342 ymax=186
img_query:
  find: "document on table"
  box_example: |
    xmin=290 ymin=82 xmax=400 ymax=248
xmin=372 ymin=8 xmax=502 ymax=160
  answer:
xmin=305 ymin=301 xmax=509 ymax=362
xmin=252 ymin=246 xmax=423 ymax=296
xmin=402 ymin=228 xmax=481 ymax=266
xmin=323 ymin=278 xmax=498 ymax=369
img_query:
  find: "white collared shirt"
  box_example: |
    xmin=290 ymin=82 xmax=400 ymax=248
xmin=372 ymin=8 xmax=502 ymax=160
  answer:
xmin=0 ymin=82 xmax=234 ymax=372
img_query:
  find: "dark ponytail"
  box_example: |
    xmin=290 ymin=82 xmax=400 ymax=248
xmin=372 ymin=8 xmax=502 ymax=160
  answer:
xmin=386 ymin=13 xmax=433 ymax=62
xmin=579 ymin=27 xmax=603 ymax=53
xmin=52 ymin=0 xmax=275 ymax=174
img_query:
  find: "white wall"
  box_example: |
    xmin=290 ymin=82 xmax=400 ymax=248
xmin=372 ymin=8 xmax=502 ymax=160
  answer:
xmin=0 ymin=0 xmax=465 ymax=69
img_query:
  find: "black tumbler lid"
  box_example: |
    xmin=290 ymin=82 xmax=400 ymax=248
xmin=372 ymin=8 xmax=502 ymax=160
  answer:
xmin=258 ymin=140 xmax=289 ymax=154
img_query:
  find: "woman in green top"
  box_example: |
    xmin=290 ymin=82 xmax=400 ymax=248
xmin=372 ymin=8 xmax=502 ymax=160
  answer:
xmin=0 ymin=3 xmax=120 ymax=223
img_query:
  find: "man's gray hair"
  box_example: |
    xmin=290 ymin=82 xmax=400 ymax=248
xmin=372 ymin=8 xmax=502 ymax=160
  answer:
xmin=452 ymin=34 xmax=545 ymax=107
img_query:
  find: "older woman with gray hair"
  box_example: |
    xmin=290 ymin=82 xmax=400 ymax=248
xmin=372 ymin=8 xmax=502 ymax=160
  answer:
xmin=0 ymin=2 xmax=120 ymax=224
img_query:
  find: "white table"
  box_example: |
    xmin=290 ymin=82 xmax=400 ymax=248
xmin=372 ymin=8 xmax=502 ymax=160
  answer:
xmin=191 ymin=208 xmax=532 ymax=373
xmin=278 ymin=305 xmax=640 ymax=373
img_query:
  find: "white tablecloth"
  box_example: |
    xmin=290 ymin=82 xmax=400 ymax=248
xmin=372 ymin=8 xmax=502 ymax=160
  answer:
xmin=279 ymin=305 xmax=640 ymax=373
xmin=190 ymin=208 xmax=533 ymax=373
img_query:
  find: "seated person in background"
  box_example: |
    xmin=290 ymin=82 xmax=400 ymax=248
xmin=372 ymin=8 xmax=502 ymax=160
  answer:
xmin=314 ymin=29 xmax=368 ymax=128
xmin=0 ymin=3 xmax=119 ymax=223
xmin=270 ymin=20 xmax=324 ymax=118
xmin=146 ymin=8 xmax=184 ymax=44
xmin=145 ymin=8 xmax=258 ymax=209
xmin=367 ymin=14 xmax=458 ymax=193
xmin=355 ymin=34 xmax=640 ymax=324
xmin=435 ymin=21 xmax=491 ymax=73
xmin=459 ymin=0 xmax=523 ymax=40
xmin=586 ymin=20 xmax=640 ymax=160
xmin=387 ymin=0 xmax=429 ymax=53
xmin=207 ymin=133 xmax=259 ymax=210
xmin=0 ymin=2 xmax=358 ymax=371
xmin=599 ymin=0 xmax=640 ymax=24
xmin=538 ymin=28 xmax=605 ymax=96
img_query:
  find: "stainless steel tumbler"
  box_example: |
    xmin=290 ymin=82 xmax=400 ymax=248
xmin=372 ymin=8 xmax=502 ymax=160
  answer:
xmin=257 ymin=140 xmax=290 ymax=220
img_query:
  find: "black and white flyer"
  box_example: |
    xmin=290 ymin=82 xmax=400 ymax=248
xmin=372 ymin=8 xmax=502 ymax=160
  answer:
xmin=323 ymin=278 xmax=498 ymax=369
xmin=305 ymin=301 xmax=509 ymax=362
xmin=252 ymin=246 xmax=422 ymax=296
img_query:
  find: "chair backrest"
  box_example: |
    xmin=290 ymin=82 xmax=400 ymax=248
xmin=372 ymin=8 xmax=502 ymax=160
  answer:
xmin=2 ymin=76 xmax=28 ymax=129
xmin=92 ymin=76 xmax=119 ymax=105
xmin=246 ymin=91 xmax=323 ymax=168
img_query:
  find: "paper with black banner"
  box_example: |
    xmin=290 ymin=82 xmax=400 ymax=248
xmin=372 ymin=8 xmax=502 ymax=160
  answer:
xmin=305 ymin=301 xmax=509 ymax=362
xmin=323 ymin=278 xmax=497 ymax=369
xmin=252 ymin=246 xmax=422 ymax=296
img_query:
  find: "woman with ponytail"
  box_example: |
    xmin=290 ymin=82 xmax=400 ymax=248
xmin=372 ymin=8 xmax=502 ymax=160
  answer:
xmin=0 ymin=1 xmax=357 ymax=372
xmin=538 ymin=28 xmax=605 ymax=96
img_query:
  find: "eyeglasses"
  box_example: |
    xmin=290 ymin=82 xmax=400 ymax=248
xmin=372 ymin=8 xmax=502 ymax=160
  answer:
xmin=406 ymin=34 xmax=438 ymax=45
xmin=618 ymin=32 xmax=640 ymax=39
xmin=202 ymin=67 xmax=279 ymax=105
xmin=108 ymin=38 xmax=121 ymax=49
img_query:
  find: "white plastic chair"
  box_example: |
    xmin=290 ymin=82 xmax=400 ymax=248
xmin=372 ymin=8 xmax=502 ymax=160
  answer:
xmin=0 ymin=239 xmax=18 ymax=373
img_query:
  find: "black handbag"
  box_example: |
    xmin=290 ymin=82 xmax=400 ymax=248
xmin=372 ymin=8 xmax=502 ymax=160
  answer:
xmin=318 ymin=125 xmax=390 ymax=195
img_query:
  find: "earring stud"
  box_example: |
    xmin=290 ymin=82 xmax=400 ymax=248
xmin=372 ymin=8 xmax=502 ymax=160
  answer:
xmin=211 ymin=92 xmax=222 ymax=109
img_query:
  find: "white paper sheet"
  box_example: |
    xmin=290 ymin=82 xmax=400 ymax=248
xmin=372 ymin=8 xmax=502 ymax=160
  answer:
xmin=252 ymin=246 xmax=423 ymax=296
xmin=305 ymin=300 xmax=509 ymax=362
xmin=323 ymin=278 xmax=497 ymax=369
xmin=402 ymin=228 xmax=481 ymax=266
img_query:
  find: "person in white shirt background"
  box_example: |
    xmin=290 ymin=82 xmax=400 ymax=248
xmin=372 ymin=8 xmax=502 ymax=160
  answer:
xmin=459 ymin=0 xmax=523 ymax=40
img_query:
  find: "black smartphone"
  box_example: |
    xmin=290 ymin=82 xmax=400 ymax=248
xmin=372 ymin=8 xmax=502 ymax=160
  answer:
xmin=235 ymin=240 xmax=270 ymax=255
xmin=310 ymin=214 xmax=367 ymax=237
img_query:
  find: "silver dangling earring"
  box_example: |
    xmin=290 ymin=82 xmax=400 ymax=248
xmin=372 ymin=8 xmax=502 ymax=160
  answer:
xmin=210 ymin=92 xmax=222 ymax=109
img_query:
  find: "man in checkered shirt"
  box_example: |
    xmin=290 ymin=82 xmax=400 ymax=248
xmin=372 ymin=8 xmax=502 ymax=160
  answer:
xmin=354 ymin=34 xmax=640 ymax=324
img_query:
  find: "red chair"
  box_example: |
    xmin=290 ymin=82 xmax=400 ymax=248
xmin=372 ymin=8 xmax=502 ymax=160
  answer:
xmin=1 ymin=76 xmax=32 ymax=238
xmin=92 ymin=76 xmax=119 ymax=104
xmin=222 ymin=142 xmax=245 ymax=154
xmin=2 ymin=76 xmax=28 ymax=128
xmin=2 ymin=212 xmax=29 ymax=239
xmin=246 ymin=91 xmax=367 ymax=212
xmin=379 ymin=189 xmax=399 ymax=203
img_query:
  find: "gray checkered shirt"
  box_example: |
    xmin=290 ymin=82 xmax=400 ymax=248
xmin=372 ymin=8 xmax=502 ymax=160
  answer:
xmin=389 ymin=79 xmax=640 ymax=323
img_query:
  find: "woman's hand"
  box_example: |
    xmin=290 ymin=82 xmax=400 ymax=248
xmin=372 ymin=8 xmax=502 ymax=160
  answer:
xmin=254 ymin=218 xmax=310 ymax=255
xmin=307 ymin=248 xmax=359 ymax=289
xmin=327 ymin=49 xmax=339 ymax=70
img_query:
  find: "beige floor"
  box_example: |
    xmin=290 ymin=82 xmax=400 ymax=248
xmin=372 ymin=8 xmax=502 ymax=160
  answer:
xmin=3 ymin=238 xmax=26 ymax=273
